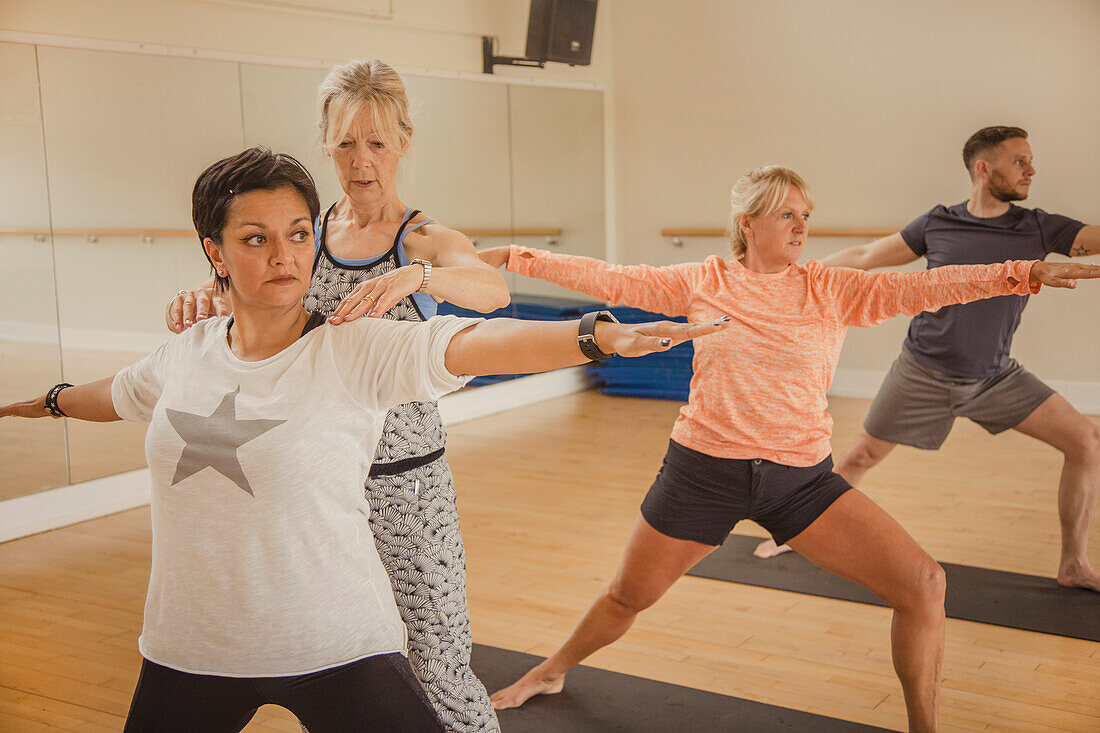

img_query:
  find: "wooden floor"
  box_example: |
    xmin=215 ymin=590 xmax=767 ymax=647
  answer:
xmin=1 ymin=392 xmax=1098 ymax=731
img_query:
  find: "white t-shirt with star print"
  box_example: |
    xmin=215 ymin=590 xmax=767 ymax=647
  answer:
xmin=111 ymin=314 xmax=478 ymax=677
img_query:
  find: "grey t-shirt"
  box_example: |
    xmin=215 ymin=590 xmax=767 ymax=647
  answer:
xmin=111 ymin=314 xmax=477 ymax=676
xmin=900 ymin=202 xmax=1084 ymax=378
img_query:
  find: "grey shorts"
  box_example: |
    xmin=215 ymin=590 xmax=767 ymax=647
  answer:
xmin=863 ymin=348 xmax=1055 ymax=450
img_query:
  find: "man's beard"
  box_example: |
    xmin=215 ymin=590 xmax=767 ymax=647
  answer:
xmin=989 ymin=171 xmax=1028 ymax=202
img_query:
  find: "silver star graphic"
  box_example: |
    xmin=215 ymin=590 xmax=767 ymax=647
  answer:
xmin=165 ymin=387 xmax=286 ymax=496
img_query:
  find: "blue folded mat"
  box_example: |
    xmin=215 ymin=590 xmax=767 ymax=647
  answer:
xmin=589 ymin=306 xmax=693 ymax=401
xmin=438 ymin=294 xmax=594 ymax=321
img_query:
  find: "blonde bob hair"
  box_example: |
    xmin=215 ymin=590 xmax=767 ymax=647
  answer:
xmin=317 ymin=59 xmax=413 ymax=155
xmin=728 ymin=165 xmax=814 ymax=257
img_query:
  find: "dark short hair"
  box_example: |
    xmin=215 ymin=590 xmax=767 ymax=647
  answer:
xmin=962 ymin=126 xmax=1028 ymax=174
xmin=191 ymin=147 xmax=320 ymax=291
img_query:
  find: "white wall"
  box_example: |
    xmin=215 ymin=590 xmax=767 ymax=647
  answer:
xmin=0 ymin=0 xmax=613 ymax=84
xmin=607 ymin=0 xmax=1099 ymax=386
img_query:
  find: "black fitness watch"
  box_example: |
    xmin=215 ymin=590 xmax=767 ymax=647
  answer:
xmin=577 ymin=310 xmax=619 ymax=361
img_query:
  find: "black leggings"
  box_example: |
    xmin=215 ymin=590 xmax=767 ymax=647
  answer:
xmin=123 ymin=653 xmax=444 ymax=733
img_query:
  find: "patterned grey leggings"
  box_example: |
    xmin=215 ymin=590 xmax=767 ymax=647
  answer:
xmin=304 ymin=455 xmax=499 ymax=733
xmin=368 ymin=457 xmax=499 ymax=732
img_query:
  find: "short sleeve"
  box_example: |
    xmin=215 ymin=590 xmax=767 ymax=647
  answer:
xmin=111 ymin=339 xmax=177 ymax=423
xmin=899 ymin=210 xmax=931 ymax=256
xmin=1033 ymin=208 xmax=1086 ymax=256
xmin=328 ymin=315 xmax=483 ymax=410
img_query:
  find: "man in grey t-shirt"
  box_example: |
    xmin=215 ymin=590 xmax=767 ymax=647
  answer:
xmin=754 ymin=126 xmax=1100 ymax=592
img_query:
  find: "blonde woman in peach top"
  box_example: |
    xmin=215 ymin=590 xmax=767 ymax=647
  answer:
xmin=459 ymin=166 xmax=1100 ymax=732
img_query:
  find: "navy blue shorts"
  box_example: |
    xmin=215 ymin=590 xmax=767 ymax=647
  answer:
xmin=640 ymin=440 xmax=852 ymax=546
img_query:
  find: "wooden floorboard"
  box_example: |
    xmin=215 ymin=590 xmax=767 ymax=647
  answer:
xmin=1 ymin=391 xmax=1098 ymax=731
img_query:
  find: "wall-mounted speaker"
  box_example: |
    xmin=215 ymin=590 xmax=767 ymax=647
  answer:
xmin=525 ymin=0 xmax=598 ymax=66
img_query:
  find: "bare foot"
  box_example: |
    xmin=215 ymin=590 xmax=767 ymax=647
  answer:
xmin=1057 ymin=560 xmax=1100 ymax=592
xmin=753 ymin=538 xmax=794 ymax=559
xmin=489 ymin=664 xmax=565 ymax=709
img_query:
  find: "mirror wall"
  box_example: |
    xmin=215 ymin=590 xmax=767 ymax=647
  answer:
xmin=507 ymin=84 xmax=605 ymax=299
xmin=0 ymin=41 xmax=605 ymax=502
xmin=0 ymin=43 xmax=68 ymax=498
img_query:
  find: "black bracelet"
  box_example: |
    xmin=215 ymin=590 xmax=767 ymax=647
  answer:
xmin=44 ymin=382 xmax=73 ymax=418
xmin=577 ymin=310 xmax=619 ymax=361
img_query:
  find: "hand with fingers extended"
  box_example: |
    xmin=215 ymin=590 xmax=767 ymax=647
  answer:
xmin=328 ymin=264 xmax=426 ymax=324
xmin=1026 ymin=261 xmax=1100 ymax=289
xmin=596 ymin=316 xmax=732 ymax=358
xmin=166 ymin=287 xmax=231 ymax=333
xmin=0 ymin=395 xmax=51 ymax=420
xmin=476 ymin=246 xmax=511 ymax=270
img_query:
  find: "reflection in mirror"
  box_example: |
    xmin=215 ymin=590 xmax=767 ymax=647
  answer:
xmin=402 ymin=76 xmax=513 ymax=233
xmin=507 ymin=84 xmax=604 ymax=304
xmin=399 ymin=75 xmax=517 ymax=315
xmin=35 ymin=46 xmax=241 ymax=484
xmin=2 ymin=43 xmax=608 ymax=504
xmin=0 ymin=42 xmax=68 ymax=500
xmin=240 ymin=64 xmax=341 ymax=207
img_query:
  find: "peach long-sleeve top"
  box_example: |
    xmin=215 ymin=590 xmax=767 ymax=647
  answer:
xmin=508 ymin=246 xmax=1038 ymax=467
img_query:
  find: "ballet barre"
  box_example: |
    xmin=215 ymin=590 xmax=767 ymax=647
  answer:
xmin=661 ymin=227 xmax=898 ymax=247
xmin=0 ymin=226 xmax=563 ymax=246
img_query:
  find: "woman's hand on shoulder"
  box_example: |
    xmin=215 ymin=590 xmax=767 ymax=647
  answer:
xmin=166 ymin=286 xmax=230 ymax=333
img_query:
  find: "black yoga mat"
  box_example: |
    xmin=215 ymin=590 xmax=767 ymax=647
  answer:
xmin=687 ymin=534 xmax=1099 ymax=642
xmin=471 ymin=644 xmax=890 ymax=732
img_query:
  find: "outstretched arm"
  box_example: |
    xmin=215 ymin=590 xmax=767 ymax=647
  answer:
xmin=824 ymin=260 xmax=1100 ymax=327
xmin=478 ymin=245 xmax=703 ymax=318
xmin=444 ymin=317 xmax=729 ymax=377
xmin=1069 ymin=225 xmax=1100 ymax=258
xmin=820 ymin=233 xmax=920 ymax=271
xmin=0 ymin=377 xmax=120 ymax=422
xmin=332 ymin=314 xmax=729 ymax=410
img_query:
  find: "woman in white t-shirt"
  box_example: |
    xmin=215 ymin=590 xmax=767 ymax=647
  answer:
xmin=167 ymin=60 xmax=515 ymax=732
xmin=0 ymin=148 xmax=725 ymax=733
